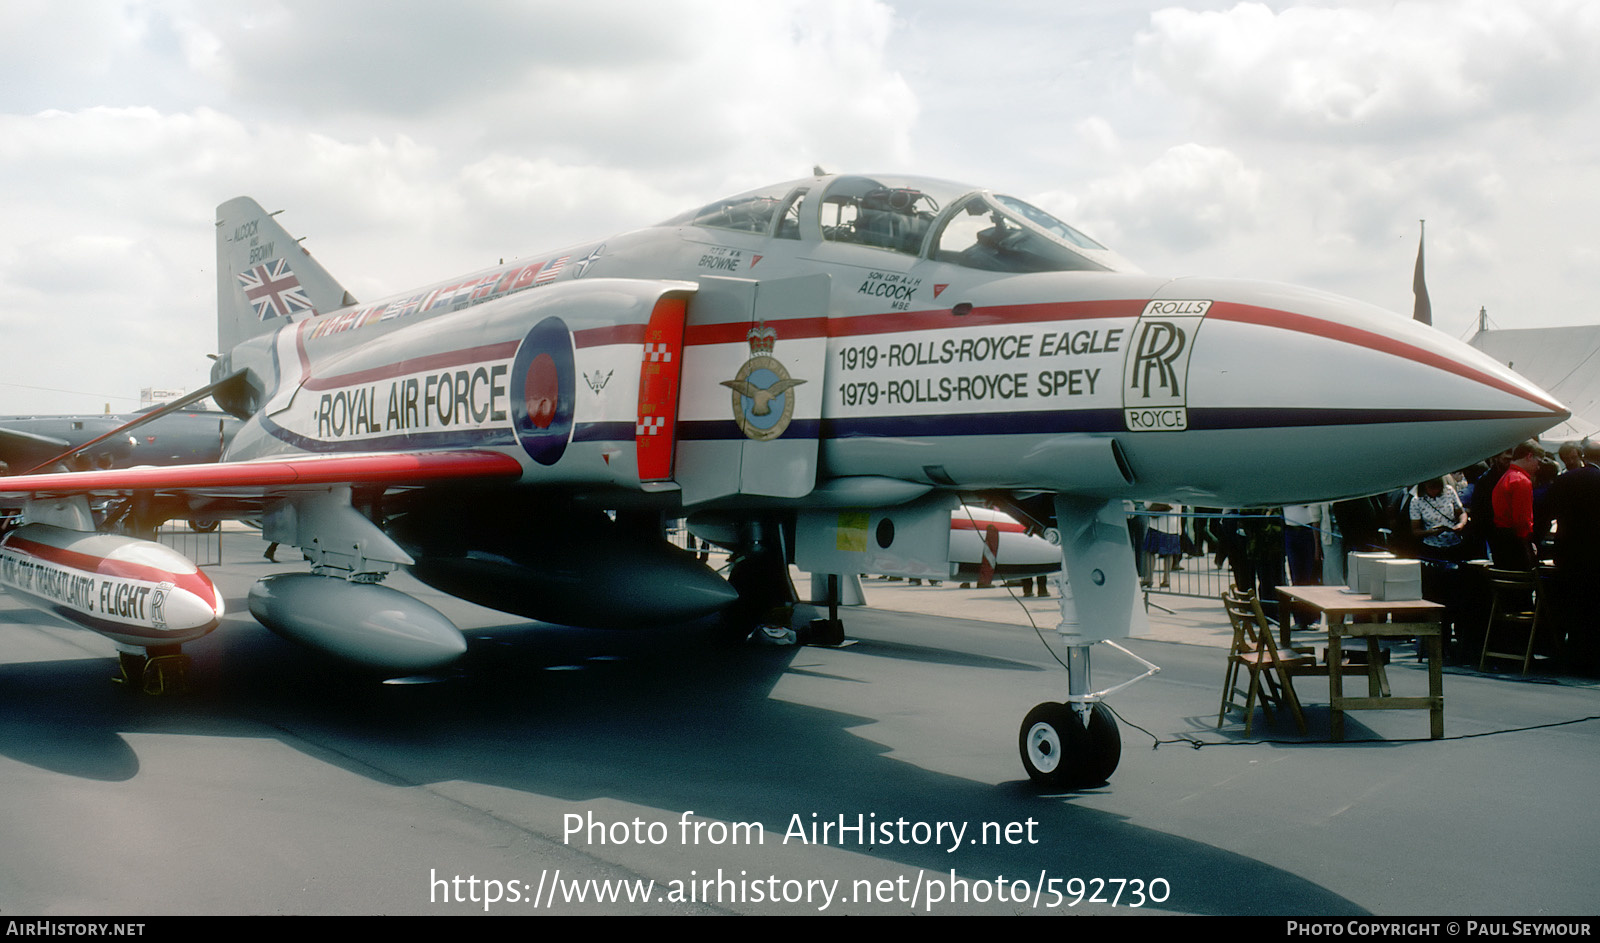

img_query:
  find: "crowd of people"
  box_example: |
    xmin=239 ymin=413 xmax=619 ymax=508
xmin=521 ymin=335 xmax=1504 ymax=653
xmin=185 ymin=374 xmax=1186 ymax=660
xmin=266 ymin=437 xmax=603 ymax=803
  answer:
xmin=1241 ymin=439 xmax=1600 ymax=675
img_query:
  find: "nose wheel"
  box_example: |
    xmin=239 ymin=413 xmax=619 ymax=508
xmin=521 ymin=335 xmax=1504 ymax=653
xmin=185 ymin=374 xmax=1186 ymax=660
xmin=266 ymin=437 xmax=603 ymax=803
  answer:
xmin=1019 ymin=701 xmax=1120 ymax=788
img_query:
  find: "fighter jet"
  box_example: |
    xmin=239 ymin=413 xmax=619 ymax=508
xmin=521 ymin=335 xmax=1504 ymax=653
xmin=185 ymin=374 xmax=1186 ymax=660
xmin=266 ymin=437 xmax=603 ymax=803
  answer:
xmin=0 ymin=172 xmax=1567 ymax=787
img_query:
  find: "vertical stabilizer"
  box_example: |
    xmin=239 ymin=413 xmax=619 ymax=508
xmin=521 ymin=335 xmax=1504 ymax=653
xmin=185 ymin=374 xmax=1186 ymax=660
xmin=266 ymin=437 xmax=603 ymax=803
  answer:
xmin=216 ymin=198 xmax=355 ymax=353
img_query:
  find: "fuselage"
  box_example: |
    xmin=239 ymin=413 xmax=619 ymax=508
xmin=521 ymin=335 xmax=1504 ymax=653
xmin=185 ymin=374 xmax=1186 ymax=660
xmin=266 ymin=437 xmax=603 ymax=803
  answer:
xmin=212 ymin=173 xmax=1566 ymax=509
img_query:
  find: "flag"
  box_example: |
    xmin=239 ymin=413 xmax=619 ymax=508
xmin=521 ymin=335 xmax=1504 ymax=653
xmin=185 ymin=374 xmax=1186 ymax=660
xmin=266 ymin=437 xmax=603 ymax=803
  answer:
xmin=238 ymin=259 xmax=315 ymax=321
xmin=1412 ymin=220 xmax=1432 ymax=326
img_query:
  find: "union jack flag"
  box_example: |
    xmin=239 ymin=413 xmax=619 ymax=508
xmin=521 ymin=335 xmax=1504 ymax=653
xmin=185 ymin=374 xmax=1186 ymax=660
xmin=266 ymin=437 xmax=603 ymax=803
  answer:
xmin=238 ymin=259 xmax=315 ymax=320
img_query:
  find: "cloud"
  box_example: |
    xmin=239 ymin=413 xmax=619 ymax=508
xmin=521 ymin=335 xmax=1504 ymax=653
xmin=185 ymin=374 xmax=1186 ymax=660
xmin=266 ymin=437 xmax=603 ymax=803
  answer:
xmin=1136 ymin=0 xmax=1600 ymax=142
xmin=1055 ymin=142 xmax=1264 ymax=255
xmin=0 ymin=1 xmax=923 ymax=410
xmin=4 ymin=0 xmax=1597 ymax=410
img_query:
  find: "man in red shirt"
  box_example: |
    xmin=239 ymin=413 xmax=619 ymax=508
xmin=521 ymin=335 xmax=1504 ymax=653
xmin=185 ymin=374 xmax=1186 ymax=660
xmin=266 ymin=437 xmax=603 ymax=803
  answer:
xmin=1491 ymin=441 xmax=1544 ymax=569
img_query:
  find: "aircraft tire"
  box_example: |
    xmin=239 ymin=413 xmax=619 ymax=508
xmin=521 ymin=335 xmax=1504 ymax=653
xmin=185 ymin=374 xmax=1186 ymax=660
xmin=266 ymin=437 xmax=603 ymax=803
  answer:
xmin=1018 ymin=702 xmax=1120 ymax=788
xmin=1080 ymin=703 xmax=1121 ymax=786
xmin=1019 ymin=702 xmax=1083 ymax=787
xmin=189 ymin=519 xmax=220 ymax=533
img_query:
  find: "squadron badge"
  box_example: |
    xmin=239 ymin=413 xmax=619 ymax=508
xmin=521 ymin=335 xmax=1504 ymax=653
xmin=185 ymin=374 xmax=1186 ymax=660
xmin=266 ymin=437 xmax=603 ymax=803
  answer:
xmin=722 ymin=322 xmax=807 ymax=442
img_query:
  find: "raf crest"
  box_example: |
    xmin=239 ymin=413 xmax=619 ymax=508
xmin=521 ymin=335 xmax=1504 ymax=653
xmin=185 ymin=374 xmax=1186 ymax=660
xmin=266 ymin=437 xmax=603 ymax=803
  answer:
xmin=721 ymin=321 xmax=806 ymax=441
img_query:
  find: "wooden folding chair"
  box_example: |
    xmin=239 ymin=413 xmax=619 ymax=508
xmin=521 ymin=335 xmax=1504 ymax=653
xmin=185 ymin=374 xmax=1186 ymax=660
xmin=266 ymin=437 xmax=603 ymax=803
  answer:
xmin=1479 ymin=568 xmax=1544 ymax=674
xmin=1219 ymin=587 xmax=1313 ymax=734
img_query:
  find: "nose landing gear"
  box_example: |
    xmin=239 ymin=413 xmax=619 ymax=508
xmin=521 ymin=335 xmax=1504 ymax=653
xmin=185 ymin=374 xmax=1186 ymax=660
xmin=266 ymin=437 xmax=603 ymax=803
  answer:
xmin=1017 ymin=496 xmax=1160 ymax=789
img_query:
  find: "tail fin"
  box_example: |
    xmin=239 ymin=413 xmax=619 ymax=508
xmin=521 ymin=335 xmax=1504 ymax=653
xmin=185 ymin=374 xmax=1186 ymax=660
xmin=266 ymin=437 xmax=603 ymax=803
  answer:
xmin=215 ymin=197 xmax=356 ymax=353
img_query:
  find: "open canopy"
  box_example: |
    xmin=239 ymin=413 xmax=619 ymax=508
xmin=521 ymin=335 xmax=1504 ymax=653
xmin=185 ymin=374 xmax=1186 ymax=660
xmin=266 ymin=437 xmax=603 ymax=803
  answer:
xmin=661 ymin=173 xmax=1136 ymax=275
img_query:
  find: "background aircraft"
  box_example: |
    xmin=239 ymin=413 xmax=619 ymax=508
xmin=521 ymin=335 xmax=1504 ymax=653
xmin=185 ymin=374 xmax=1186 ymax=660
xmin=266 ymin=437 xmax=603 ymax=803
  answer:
xmin=0 ymin=405 xmax=240 ymax=533
xmin=0 ymin=406 xmax=238 ymax=473
xmin=0 ymin=172 xmax=1566 ymax=787
xmin=949 ymin=506 xmax=1060 ymax=587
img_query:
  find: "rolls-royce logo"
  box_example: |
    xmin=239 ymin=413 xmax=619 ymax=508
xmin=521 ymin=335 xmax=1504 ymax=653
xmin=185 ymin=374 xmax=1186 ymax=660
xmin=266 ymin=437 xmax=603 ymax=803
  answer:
xmin=1122 ymin=301 xmax=1208 ymax=432
xmin=1129 ymin=321 xmax=1188 ymax=399
xmin=151 ymin=582 xmax=173 ymax=629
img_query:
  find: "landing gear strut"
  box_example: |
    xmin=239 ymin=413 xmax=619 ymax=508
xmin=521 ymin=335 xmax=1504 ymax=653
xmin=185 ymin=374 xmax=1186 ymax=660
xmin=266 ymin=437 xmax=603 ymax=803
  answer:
xmin=721 ymin=517 xmax=804 ymax=643
xmin=1018 ymin=496 xmax=1159 ymax=789
xmin=116 ymin=647 xmax=191 ymax=696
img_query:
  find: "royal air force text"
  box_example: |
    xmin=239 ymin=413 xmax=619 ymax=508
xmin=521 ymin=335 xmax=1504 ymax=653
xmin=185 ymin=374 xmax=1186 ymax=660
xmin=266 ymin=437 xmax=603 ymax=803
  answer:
xmin=315 ymin=366 xmax=508 ymax=439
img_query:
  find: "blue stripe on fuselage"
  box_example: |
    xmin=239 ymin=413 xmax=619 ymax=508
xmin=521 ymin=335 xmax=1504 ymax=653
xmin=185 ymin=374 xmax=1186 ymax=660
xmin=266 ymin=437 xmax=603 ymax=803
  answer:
xmin=261 ymin=405 xmax=1550 ymax=453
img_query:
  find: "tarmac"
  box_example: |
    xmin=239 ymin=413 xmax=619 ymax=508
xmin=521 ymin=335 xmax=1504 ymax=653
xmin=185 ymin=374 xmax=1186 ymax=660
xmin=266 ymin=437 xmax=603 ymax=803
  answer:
xmin=1 ymin=531 xmax=1596 ymax=916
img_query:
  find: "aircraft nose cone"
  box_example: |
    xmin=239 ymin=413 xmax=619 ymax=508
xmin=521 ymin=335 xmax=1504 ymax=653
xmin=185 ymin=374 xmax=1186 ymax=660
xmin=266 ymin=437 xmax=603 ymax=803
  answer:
xmin=1144 ymin=277 xmax=1568 ymax=502
xmin=1167 ymin=277 xmax=1566 ymax=415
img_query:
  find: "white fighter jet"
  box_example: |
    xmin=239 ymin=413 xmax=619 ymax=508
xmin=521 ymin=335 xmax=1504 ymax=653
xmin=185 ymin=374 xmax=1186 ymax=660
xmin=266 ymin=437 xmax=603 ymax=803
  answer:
xmin=0 ymin=172 xmax=1565 ymax=787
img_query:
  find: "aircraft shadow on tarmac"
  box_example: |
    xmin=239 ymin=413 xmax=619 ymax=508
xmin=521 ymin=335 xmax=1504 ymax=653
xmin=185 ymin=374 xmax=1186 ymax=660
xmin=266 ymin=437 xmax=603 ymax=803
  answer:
xmin=0 ymin=595 xmax=1369 ymax=917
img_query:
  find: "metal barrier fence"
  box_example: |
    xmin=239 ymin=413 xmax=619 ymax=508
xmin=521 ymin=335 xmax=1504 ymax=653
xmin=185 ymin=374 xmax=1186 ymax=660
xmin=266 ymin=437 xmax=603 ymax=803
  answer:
xmin=157 ymin=521 xmax=223 ymax=567
xmin=1127 ymin=509 xmax=1285 ymax=608
xmin=669 ymin=510 xmax=1324 ymax=615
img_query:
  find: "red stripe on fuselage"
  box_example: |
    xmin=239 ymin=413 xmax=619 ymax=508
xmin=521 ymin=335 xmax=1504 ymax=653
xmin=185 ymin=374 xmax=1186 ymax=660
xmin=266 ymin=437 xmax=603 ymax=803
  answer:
xmin=284 ymin=293 xmax=1556 ymax=418
xmin=685 ymin=317 xmax=831 ymax=346
xmin=677 ymin=296 xmax=1558 ymax=414
xmin=303 ymin=341 xmax=522 ymax=390
xmin=678 ymin=300 xmax=1145 ymax=347
xmin=3 ymin=534 xmax=215 ymax=603
xmin=574 ymin=323 xmax=647 ymax=348
xmin=293 ymin=319 xmax=312 ymax=374
xmin=825 ymin=299 xmax=1148 ymax=340
xmin=297 ymin=325 xmax=659 ymax=386
xmin=1205 ymin=302 xmax=1563 ymax=414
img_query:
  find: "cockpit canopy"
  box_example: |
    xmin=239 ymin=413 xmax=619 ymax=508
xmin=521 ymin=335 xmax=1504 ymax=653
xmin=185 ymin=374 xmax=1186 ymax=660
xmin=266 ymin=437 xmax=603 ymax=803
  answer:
xmin=661 ymin=173 xmax=1134 ymax=274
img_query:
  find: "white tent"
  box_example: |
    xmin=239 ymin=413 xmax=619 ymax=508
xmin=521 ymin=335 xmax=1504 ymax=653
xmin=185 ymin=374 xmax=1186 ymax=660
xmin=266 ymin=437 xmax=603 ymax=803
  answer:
xmin=1469 ymin=325 xmax=1600 ymax=441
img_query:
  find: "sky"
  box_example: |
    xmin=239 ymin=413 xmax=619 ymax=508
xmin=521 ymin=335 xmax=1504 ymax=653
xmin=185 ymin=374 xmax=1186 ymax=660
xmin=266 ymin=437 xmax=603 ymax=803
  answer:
xmin=2 ymin=0 xmax=1597 ymax=414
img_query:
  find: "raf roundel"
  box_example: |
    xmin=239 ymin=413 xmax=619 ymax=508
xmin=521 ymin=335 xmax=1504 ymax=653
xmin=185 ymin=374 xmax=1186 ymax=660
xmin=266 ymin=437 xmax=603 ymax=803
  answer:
xmin=510 ymin=316 xmax=575 ymax=465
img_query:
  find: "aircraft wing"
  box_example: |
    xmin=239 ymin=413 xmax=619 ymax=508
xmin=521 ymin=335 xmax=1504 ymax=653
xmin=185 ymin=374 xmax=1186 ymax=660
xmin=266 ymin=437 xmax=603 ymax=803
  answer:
xmin=0 ymin=426 xmax=74 ymax=470
xmin=0 ymin=449 xmax=523 ymax=501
